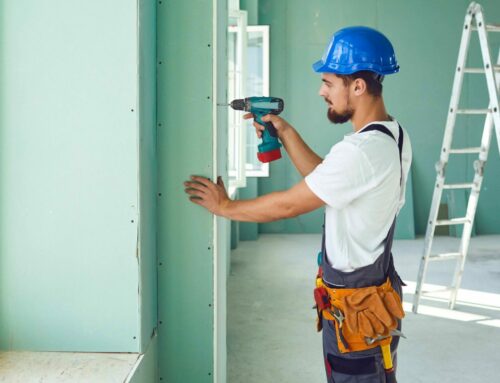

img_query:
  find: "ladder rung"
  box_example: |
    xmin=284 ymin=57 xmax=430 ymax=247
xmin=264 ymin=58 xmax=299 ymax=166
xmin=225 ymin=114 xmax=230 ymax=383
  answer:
xmin=428 ymin=252 xmax=463 ymax=261
xmin=463 ymin=66 xmax=500 ymax=73
xmin=435 ymin=217 xmax=469 ymax=226
xmin=449 ymin=147 xmax=482 ymax=154
xmin=422 ymin=288 xmax=453 ymax=295
xmin=486 ymin=24 xmax=500 ymax=32
xmin=442 ymin=183 xmax=475 ymax=189
xmin=472 ymin=24 xmax=500 ymax=32
xmin=456 ymin=109 xmax=491 ymax=114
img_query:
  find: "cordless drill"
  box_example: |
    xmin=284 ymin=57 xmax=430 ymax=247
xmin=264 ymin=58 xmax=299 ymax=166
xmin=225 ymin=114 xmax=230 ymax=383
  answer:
xmin=229 ymin=96 xmax=284 ymax=163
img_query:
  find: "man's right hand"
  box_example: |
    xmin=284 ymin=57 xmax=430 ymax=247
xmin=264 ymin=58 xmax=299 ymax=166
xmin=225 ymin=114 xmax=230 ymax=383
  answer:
xmin=243 ymin=113 xmax=293 ymax=139
xmin=243 ymin=112 xmax=322 ymax=177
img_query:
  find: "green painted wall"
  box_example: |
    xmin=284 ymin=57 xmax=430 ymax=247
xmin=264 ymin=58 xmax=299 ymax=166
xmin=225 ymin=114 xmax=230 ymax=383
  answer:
xmin=157 ymin=0 xmax=228 ymax=382
xmin=0 ymin=0 xmax=156 ymax=353
xmin=241 ymin=0 xmax=259 ymax=25
xmin=256 ymin=0 xmax=500 ymax=237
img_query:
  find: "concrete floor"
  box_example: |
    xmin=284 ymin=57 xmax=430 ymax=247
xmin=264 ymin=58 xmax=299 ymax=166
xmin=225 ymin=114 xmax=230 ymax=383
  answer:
xmin=228 ymin=234 xmax=500 ymax=383
xmin=0 ymin=351 xmax=140 ymax=382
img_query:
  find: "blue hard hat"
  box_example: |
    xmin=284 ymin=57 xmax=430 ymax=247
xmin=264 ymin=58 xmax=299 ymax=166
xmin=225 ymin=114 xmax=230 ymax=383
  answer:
xmin=313 ymin=26 xmax=399 ymax=76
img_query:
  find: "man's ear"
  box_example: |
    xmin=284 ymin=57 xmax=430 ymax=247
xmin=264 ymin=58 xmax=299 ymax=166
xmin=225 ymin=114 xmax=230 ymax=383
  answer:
xmin=352 ymin=78 xmax=366 ymax=95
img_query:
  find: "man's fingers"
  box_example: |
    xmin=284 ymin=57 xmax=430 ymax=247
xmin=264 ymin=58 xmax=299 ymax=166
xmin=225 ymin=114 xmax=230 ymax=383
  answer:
xmin=185 ymin=188 xmax=206 ymax=197
xmin=184 ymin=181 xmax=208 ymax=192
xmin=243 ymin=113 xmax=254 ymax=120
xmin=261 ymin=114 xmax=275 ymax=122
xmin=253 ymin=121 xmax=265 ymax=131
xmin=189 ymin=175 xmax=212 ymax=187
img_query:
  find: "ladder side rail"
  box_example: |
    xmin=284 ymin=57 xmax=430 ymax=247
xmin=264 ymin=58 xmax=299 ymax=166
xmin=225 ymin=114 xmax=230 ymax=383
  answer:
xmin=412 ymin=179 xmax=444 ymax=313
xmin=412 ymin=7 xmax=475 ymax=314
xmin=449 ymin=47 xmax=500 ymax=309
xmin=440 ymin=13 xmax=475 ymax=164
xmin=476 ymin=9 xmax=500 ymax=154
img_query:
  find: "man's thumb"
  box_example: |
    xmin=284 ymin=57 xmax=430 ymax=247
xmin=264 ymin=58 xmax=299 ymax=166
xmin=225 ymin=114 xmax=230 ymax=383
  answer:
xmin=217 ymin=176 xmax=224 ymax=186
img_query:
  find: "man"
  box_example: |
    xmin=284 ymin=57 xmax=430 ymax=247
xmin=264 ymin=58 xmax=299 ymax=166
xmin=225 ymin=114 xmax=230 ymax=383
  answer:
xmin=184 ymin=26 xmax=412 ymax=383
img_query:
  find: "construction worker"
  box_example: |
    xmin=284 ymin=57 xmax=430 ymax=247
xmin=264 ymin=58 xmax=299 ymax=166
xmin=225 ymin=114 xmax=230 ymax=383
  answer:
xmin=184 ymin=26 xmax=412 ymax=383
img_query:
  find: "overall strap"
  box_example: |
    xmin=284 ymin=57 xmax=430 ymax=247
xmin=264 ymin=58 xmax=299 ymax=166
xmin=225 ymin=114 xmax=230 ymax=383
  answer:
xmin=321 ymin=123 xmax=404 ymax=288
xmin=361 ymin=123 xmax=403 ymax=183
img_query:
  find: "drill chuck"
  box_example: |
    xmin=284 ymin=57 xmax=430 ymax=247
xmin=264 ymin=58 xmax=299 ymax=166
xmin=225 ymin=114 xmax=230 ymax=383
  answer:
xmin=229 ymin=99 xmax=247 ymax=111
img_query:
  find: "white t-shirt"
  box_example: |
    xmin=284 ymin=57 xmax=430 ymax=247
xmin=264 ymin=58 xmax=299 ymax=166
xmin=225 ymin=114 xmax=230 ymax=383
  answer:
xmin=305 ymin=120 xmax=412 ymax=272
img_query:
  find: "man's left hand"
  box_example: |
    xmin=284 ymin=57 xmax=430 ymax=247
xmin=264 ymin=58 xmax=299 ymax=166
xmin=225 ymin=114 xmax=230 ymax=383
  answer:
xmin=184 ymin=175 xmax=230 ymax=216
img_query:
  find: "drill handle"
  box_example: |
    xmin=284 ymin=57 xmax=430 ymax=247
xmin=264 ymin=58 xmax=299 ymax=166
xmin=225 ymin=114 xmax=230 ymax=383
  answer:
xmin=254 ymin=114 xmax=278 ymax=139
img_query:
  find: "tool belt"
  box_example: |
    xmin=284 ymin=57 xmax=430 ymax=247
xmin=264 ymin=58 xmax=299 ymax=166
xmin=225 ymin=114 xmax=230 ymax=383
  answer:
xmin=314 ymin=268 xmax=405 ymax=354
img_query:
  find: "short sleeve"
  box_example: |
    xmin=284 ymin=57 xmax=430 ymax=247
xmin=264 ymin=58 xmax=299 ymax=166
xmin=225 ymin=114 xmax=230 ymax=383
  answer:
xmin=305 ymin=141 xmax=376 ymax=209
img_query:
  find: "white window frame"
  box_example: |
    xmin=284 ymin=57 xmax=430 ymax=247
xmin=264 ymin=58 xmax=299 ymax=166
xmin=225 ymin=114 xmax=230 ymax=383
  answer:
xmin=245 ymin=25 xmax=270 ymax=178
xmin=228 ymin=10 xmax=248 ymax=190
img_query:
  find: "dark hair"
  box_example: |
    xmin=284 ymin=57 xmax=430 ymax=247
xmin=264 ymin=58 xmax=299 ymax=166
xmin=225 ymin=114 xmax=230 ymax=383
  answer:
xmin=338 ymin=71 xmax=383 ymax=97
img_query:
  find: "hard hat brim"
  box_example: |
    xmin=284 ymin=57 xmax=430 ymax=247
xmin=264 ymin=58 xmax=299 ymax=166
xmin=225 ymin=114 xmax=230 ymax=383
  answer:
xmin=313 ymin=59 xmax=399 ymax=76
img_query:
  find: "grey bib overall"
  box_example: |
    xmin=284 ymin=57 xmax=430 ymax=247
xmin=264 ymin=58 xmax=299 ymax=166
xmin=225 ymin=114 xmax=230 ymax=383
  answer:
xmin=320 ymin=124 xmax=405 ymax=383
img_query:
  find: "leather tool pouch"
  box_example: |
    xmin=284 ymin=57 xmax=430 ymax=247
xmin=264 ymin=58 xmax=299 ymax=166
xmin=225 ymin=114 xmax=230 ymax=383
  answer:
xmin=316 ymin=277 xmax=404 ymax=354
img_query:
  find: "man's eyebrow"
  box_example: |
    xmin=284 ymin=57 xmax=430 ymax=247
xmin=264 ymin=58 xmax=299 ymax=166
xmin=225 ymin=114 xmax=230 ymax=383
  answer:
xmin=321 ymin=79 xmax=331 ymax=84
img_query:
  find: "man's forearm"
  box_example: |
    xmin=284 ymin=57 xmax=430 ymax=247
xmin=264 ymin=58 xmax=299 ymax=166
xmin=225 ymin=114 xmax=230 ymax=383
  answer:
xmin=280 ymin=127 xmax=322 ymax=176
xmin=221 ymin=191 xmax=295 ymax=223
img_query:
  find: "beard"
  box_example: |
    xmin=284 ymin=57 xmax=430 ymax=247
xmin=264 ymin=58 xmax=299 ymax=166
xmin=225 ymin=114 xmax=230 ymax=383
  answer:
xmin=327 ymin=106 xmax=354 ymax=124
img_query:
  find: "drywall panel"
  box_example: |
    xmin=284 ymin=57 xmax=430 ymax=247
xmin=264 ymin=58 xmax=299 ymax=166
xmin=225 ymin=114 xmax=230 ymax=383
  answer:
xmin=0 ymin=0 xmax=141 ymax=351
xmin=138 ymin=0 xmax=158 ymax=353
xmin=127 ymin=335 xmax=158 ymax=383
xmin=215 ymin=2 xmax=229 ymax=383
xmin=157 ymin=0 xmax=228 ymax=382
xmin=238 ymin=178 xmax=259 ymax=240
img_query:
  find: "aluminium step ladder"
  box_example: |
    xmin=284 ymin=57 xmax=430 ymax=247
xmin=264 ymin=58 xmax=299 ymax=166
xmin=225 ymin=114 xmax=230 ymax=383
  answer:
xmin=413 ymin=2 xmax=500 ymax=313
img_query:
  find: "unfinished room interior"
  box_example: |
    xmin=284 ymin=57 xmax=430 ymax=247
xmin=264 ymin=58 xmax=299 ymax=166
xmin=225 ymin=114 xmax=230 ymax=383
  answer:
xmin=0 ymin=0 xmax=499 ymax=382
